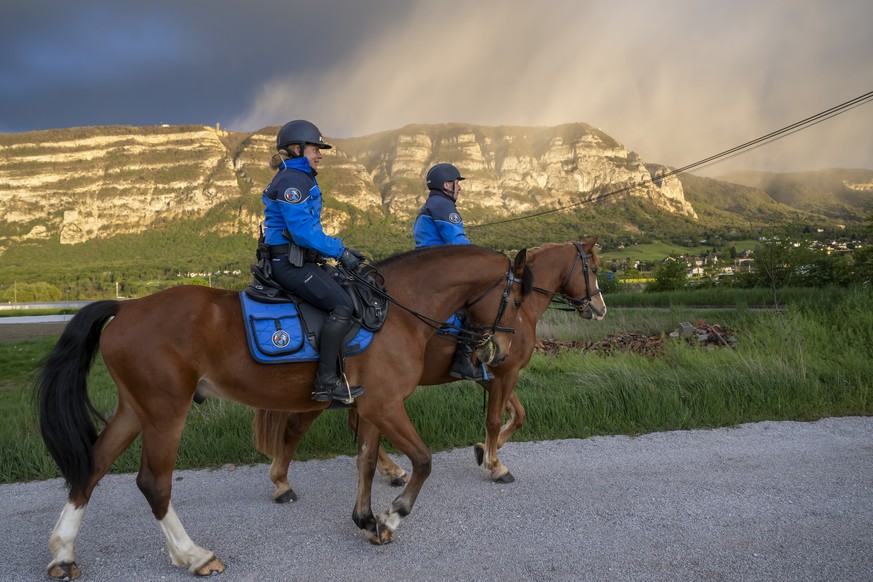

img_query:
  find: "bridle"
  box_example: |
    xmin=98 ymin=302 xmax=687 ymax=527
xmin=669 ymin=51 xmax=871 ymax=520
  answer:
xmin=347 ymin=257 xmax=520 ymax=347
xmin=465 ymin=257 xmax=522 ymax=345
xmin=532 ymin=242 xmax=604 ymax=318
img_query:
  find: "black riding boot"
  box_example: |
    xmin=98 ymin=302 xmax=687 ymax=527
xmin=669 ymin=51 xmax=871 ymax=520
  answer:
xmin=312 ymin=306 xmax=364 ymax=403
xmin=449 ymin=339 xmax=486 ymax=381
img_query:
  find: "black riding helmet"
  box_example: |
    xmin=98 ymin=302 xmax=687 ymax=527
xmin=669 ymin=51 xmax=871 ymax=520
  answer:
xmin=276 ymin=120 xmax=332 ymax=151
xmin=426 ymin=163 xmax=465 ymax=191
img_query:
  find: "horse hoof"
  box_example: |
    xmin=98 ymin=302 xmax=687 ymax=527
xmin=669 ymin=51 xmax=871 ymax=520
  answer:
xmin=390 ymin=477 xmax=407 ymax=487
xmin=48 ymin=561 xmax=80 ymax=580
xmin=495 ymin=471 xmax=515 ymax=484
xmin=274 ymin=488 xmax=299 ymax=503
xmin=193 ymin=556 xmax=225 ymax=576
xmin=365 ymin=527 xmax=397 ymax=546
xmin=473 ymin=443 xmax=485 ymax=466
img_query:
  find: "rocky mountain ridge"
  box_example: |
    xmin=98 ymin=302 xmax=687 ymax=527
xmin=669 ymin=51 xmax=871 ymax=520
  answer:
xmin=2 ymin=123 xmax=871 ymax=260
xmin=0 ymin=123 xmax=694 ymax=254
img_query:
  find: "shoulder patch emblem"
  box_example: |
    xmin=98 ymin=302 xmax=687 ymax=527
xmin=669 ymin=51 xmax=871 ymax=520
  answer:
xmin=283 ymin=187 xmax=304 ymax=204
xmin=448 ymin=212 xmax=462 ymax=224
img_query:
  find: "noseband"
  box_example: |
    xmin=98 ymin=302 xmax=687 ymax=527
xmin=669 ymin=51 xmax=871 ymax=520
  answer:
xmin=533 ymin=242 xmax=604 ymax=317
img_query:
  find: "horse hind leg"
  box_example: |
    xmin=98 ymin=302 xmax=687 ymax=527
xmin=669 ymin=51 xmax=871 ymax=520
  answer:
xmin=137 ymin=416 xmax=224 ymax=576
xmin=47 ymin=398 xmax=142 ymax=580
xmin=377 ymin=444 xmax=408 ymax=487
xmin=268 ymin=410 xmax=322 ymax=503
xmin=158 ymin=503 xmax=224 ymax=575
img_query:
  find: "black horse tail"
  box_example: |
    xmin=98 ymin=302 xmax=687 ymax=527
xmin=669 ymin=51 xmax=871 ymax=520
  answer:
xmin=35 ymin=300 xmax=120 ymax=498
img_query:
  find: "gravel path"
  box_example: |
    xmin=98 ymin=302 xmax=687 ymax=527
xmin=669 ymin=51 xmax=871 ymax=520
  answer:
xmin=3 ymin=416 xmax=871 ymax=581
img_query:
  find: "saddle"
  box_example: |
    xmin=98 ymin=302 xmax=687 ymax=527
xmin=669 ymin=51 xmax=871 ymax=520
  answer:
xmin=241 ymin=254 xmax=388 ymax=363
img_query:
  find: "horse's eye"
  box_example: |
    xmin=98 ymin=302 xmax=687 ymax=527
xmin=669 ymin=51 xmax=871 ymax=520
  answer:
xmin=514 ymin=299 xmax=522 ymax=309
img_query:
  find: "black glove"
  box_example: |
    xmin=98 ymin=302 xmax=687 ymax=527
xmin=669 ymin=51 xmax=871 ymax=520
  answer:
xmin=338 ymin=249 xmax=363 ymax=271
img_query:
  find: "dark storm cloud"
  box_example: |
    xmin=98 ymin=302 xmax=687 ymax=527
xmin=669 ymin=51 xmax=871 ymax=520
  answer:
xmin=0 ymin=0 xmax=415 ymax=129
xmin=2 ymin=0 xmax=872 ymax=175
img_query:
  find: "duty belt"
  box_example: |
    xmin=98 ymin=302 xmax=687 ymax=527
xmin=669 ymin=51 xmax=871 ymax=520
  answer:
xmin=269 ymin=243 xmax=322 ymax=265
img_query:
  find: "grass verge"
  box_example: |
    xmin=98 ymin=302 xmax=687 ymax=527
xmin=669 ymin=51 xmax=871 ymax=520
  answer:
xmin=1 ymin=286 xmax=870 ymax=484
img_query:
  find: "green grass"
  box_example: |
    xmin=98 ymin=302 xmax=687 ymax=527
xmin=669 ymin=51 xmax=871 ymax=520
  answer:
xmin=1 ymin=286 xmax=870 ymax=484
xmin=600 ymin=239 xmax=756 ymax=263
xmin=602 ymin=285 xmax=831 ymax=308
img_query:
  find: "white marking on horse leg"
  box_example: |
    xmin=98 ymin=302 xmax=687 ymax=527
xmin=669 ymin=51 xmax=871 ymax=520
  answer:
xmin=380 ymin=509 xmax=401 ymax=532
xmin=158 ymin=503 xmax=216 ymax=573
xmin=48 ymin=502 xmax=85 ymax=568
xmin=479 ymin=444 xmax=510 ymax=480
xmin=491 ymin=460 xmax=511 ymax=480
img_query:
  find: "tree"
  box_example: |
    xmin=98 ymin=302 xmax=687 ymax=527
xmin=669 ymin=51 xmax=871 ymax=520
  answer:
xmin=646 ymin=254 xmax=688 ymax=292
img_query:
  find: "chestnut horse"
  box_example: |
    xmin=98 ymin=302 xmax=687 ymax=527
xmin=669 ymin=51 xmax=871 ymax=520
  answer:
xmin=35 ymin=245 xmax=530 ymax=579
xmin=254 ymin=239 xmax=606 ymax=504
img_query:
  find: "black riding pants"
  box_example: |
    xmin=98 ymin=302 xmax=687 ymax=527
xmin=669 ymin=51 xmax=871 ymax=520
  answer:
xmin=269 ymin=257 xmax=354 ymax=313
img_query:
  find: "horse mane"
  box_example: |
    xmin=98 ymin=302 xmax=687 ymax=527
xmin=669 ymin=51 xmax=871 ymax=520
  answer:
xmin=520 ymin=266 xmax=533 ymax=296
xmin=525 ymin=241 xmax=563 ymax=255
xmin=526 ymin=239 xmax=600 ymax=263
xmin=375 ymin=244 xmax=503 ymax=268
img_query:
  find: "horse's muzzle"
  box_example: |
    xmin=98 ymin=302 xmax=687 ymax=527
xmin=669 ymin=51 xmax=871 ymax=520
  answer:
xmin=475 ymin=337 xmax=507 ymax=367
xmin=579 ymin=300 xmax=606 ymax=321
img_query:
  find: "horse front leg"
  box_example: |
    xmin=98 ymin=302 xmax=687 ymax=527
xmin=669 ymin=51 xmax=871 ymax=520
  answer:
xmin=497 ymin=391 xmax=526 ymax=449
xmin=352 ymin=419 xmax=382 ymax=541
xmin=347 ymin=409 xmax=408 ymax=487
xmin=474 ymin=374 xmax=520 ymax=483
xmin=358 ymin=403 xmax=432 ymax=545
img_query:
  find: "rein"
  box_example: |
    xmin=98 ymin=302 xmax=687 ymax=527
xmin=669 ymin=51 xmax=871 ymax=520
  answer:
xmin=346 ymin=257 xmax=519 ymax=345
xmin=532 ymin=242 xmax=604 ymax=318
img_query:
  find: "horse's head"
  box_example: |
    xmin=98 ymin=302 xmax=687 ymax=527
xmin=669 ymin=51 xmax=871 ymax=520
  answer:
xmin=463 ymin=249 xmax=532 ymax=368
xmin=522 ymin=237 xmax=607 ymax=321
xmin=375 ymin=245 xmax=532 ymax=370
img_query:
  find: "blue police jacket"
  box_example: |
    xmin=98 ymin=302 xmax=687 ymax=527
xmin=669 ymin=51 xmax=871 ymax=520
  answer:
xmin=261 ymin=157 xmax=345 ymax=258
xmin=413 ymin=190 xmax=472 ymax=247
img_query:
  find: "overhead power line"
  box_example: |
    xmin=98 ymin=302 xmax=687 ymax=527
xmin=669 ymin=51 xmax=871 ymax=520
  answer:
xmin=468 ymin=90 xmax=873 ymax=230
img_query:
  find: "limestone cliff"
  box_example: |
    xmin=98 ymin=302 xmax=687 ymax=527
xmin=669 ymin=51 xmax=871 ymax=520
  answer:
xmin=0 ymin=122 xmax=697 ymax=255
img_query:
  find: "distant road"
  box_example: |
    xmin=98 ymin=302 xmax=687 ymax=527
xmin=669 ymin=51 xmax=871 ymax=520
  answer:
xmin=0 ymin=302 xmax=88 ymax=341
xmin=0 ymin=300 xmax=92 ymax=311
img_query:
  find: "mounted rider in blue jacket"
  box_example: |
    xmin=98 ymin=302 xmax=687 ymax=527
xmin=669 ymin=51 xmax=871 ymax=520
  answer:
xmin=413 ymin=163 xmax=487 ymax=382
xmin=262 ymin=119 xmax=366 ymax=403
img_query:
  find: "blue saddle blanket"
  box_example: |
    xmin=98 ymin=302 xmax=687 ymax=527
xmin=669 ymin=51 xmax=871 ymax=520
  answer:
xmin=239 ymin=293 xmax=374 ymax=364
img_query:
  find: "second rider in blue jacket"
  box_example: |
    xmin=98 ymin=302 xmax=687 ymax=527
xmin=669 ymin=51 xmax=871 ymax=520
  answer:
xmin=413 ymin=163 xmax=487 ymax=382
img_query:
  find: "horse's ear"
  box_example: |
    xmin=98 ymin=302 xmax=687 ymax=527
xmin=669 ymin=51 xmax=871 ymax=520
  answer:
xmin=585 ymin=235 xmax=600 ymax=250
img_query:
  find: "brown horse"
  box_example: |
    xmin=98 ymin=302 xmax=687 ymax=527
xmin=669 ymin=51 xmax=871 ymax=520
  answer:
xmin=35 ymin=245 xmax=530 ymax=579
xmin=254 ymin=239 xmax=606 ymax=504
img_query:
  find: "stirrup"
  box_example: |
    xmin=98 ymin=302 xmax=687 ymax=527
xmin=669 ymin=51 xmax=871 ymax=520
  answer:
xmin=312 ymin=376 xmax=364 ymax=404
xmin=449 ymin=360 xmax=488 ymax=382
